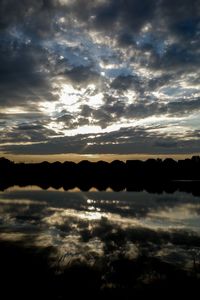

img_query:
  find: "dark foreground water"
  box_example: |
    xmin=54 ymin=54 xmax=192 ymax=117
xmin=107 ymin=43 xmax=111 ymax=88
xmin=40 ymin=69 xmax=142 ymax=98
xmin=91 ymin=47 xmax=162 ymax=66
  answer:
xmin=0 ymin=187 xmax=200 ymax=299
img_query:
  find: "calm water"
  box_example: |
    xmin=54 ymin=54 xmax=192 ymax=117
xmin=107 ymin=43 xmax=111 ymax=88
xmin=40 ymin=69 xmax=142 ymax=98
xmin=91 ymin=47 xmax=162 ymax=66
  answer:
xmin=0 ymin=187 xmax=200 ymax=298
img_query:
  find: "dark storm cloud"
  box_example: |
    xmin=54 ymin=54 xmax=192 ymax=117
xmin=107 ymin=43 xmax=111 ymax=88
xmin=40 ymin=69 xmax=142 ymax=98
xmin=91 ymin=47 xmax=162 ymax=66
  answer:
xmin=0 ymin=120 xmax=59 ymax=144
xmin=110 ymin=75 xmax=142 ymax=92
xmin=1 ymin=125 xmax=200 ymax=155
xmin=160 ymin=0 xmax=200 ymax=40
xmin=149 ymin=42 xmax=200 ymax=71
xmin=83 ymin=129 xmax=200 ymax=155
xmin=56 ymin=113 xmax=74 ymax=125
xmin=0 ymin=135 xmax=85 ymax=154
xmin=0 ymin=0 xmax=65 ymax=111
xmin=166 ymin=98 xmax=200 ymax=115
xmin=56 ymin=112 xmax=90 ymax=129
xmin=0 ymin=40 xmax=57 ymax=107
xmin=78 ymin=97 xmax=126 ymax=129
xmin=126 ymin=98 xmax=200 ymax=119
xmin=0 ymin=0 xmax=59 ymax=36
xmin=77 ymin=96 xmax=200 ymax=129
xmin=70 ymin=0 xmax=157 ymax=32
xmin=64 ymin=66 xmax=100 ymax=85
xmin=0 ymin=112 xmax=45 ymax=122
xmin=17 ymin=123 xmax=45 ymax=131
xmin=79 ymin=0 xmax=200 ymax=59
xmin=148 ymin=74 xmax=174 ymax=90
xmin=95 ymin=0 xmax=200 ymax=74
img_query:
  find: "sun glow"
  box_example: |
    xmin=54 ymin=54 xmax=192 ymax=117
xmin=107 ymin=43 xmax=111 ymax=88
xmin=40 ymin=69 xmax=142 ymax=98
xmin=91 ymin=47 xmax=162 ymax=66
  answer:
xmin=87 ymin=92 xmax=104 ymax=108
xmin=39 ymin=84 xmax=82 ymax=116
xmin=0 ymin=107 xmax=33 ymax=114
xmin=59 ymin=84 xmax=83 ymax=113
xmin=39 ymin=82 xmax=105 ymax=119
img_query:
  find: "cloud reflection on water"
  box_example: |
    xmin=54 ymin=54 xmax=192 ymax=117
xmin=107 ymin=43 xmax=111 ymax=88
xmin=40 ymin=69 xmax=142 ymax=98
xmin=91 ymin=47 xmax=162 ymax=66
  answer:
xmin=0 ymin=189 xmax=200 ymax=262
xmin=0 ymin=187 xmax=200 ymax=297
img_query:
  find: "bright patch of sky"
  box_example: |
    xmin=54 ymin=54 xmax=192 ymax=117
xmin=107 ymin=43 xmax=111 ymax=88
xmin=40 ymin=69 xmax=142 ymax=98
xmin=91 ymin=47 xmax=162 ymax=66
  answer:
xmin=0 ymin=0 xmax=199 ymax=155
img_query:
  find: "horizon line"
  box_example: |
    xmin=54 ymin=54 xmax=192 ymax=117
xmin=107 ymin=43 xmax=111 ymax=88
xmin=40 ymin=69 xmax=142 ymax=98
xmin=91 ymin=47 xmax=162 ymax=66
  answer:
xmin=1 ymin=152 xmax=200 ymax=163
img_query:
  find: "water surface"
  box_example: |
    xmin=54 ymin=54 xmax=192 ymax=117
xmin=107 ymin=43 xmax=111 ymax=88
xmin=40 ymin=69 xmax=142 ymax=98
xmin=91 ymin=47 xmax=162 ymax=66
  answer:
xmin=0 ymin=187 xmax=200 ymax=298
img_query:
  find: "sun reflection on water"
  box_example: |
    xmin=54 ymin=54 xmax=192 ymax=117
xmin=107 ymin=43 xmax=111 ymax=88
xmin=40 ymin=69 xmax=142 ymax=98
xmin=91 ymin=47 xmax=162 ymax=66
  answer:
xmin=1 ymin=188 xmax=200 ymax=276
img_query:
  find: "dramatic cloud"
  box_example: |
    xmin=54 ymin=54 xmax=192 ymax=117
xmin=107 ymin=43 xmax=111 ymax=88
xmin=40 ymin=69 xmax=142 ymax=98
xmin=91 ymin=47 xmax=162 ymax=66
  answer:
xmin=0 ymin=0 xmax=199 ymax=156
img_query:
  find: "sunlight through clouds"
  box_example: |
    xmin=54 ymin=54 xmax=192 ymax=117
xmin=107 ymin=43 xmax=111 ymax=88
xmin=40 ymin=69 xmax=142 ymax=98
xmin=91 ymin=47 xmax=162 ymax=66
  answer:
xmin=0 ymin=0 xmax=199 ymax=156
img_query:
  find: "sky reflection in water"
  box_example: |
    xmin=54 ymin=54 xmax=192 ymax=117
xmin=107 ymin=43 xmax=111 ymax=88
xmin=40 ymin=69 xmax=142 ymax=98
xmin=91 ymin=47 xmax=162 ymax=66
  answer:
xmin=0 ymin=187 xmax=200 ymax=273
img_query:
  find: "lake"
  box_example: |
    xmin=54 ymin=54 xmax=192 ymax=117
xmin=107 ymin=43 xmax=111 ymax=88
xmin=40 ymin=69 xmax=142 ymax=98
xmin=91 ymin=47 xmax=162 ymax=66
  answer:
xmin=0 ymin=187 xmax=200 ymax=299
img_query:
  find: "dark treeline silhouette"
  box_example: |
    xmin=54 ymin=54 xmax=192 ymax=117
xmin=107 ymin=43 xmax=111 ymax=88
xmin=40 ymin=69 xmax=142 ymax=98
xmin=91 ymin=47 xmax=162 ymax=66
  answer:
xmin=0 ymin=156 xmax=200 ymax=194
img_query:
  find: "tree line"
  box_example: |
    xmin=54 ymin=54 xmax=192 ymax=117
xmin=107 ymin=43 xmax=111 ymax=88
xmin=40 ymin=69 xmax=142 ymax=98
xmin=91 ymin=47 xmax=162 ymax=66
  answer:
xmin=0 ymin=156 xmax=200 ymax=193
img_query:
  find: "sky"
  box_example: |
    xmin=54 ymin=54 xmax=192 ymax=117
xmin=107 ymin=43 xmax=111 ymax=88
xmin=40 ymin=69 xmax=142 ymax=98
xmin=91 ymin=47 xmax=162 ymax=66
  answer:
xmin=0 ymin=0 xmax=199 ymax=161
